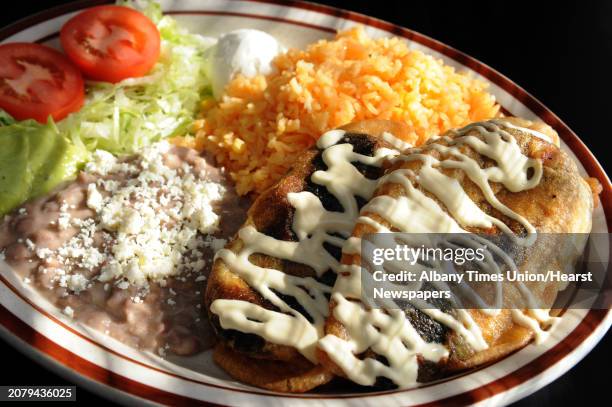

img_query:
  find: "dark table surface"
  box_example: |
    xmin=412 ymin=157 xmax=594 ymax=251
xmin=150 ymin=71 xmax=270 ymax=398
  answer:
xmin=0 ymin=0 xmax=609 ymax=405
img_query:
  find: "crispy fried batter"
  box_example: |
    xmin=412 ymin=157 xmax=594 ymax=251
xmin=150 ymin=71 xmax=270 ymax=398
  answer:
xmin=214 ymin=343 xmax=334 ymax=393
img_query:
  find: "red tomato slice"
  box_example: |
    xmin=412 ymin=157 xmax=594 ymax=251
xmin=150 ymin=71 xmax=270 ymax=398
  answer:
xmin=60 ymin=5 xmax=161 ymax=83
xmin=0 ymin=43 xmax=85 ymax=123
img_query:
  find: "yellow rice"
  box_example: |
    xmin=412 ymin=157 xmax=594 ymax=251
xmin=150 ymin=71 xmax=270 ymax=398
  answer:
xmin=186 ymin=26 xmax=500 ymax=195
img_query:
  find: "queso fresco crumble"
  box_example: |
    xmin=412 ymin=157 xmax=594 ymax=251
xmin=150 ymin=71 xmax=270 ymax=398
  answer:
xmin=0 ymin=142 xmax=247 ymax=355
xmin=36 ymin=141 xmax=227 ymax=294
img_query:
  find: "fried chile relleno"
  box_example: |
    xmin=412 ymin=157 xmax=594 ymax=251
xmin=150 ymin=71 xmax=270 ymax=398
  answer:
xmin=205 ymin=121 xmax=408 ymax=391
xmin=204 ymin=119 xmax=596 ymax=392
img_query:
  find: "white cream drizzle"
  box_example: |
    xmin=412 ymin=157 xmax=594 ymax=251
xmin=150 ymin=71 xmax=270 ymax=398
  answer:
xmin=490 ymin=119 xmax=555 ymax=145
xmin=210 ymin=130 xmax=397 ymax=362
xmin=319 ymin=120 xmax=559 ymax=387
xmin=209 ymin=120 xmax=563 ymax=388
xmin=382 ymin=131 xmax=413 ymax=151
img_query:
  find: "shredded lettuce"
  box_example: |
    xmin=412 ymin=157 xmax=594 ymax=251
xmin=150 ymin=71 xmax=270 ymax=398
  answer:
xmin=58 ymin=0 xmax=214 ymax=155
xmin=0 ymin=1 xmax=214 ymax=214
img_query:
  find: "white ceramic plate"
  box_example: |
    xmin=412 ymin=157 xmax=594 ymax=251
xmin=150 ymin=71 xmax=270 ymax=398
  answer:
xmin=1 ymin=1 xmax=610 ymax=405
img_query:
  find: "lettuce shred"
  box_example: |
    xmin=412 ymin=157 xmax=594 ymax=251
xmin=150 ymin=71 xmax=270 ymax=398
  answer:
xmin=58 ymin=0 xmax=214 ymax=155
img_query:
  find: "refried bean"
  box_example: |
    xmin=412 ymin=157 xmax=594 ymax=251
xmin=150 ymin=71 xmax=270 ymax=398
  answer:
xmin=0 ymin=144 xmax=249 ymax=356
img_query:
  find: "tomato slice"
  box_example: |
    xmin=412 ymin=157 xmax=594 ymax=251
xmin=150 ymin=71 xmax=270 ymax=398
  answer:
xmin=60 ymin=5 xmax=161 ymax=83
xmin=0 ymin=43 xmax=85 ymax=123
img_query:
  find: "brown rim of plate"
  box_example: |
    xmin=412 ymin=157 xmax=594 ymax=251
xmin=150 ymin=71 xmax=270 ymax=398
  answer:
xmin=0 ymin=0 xmax=610 ymax=405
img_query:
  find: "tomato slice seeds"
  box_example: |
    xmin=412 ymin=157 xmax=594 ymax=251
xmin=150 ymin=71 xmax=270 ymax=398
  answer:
xmin=0 ymin=43 xmax=84 ymax=123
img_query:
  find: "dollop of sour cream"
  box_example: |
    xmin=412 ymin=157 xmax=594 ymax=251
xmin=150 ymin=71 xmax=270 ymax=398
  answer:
xmin=205 ymin=29 xmax=284 ymax=99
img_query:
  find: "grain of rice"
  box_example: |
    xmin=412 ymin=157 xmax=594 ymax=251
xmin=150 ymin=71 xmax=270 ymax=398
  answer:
xmin=186 ymin=26 xmax=500 ymax=195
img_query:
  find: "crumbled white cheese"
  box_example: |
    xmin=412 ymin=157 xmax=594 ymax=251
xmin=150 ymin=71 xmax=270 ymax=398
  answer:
xmin=57 ymin=275 xmax=67 ymax=288
xmin=85 ymin=150 xmax=117 ymax=176
xmin=195 ymin=275 xmax=207 ymax=282
xmin=99 ymin=262 xmax=120 ymax=282
xmin=82 ymin=142 xmax=225 ymax=288
xmin=23 ymin=142 xmax=225 ymax=296
xmin=66 ymin=274 xmax=88 ymax=293
xmin=24 ymin=239 xmax=35 ymax=251
xmin=36 ymin=247 xmax=53 ymax=260
xmin=57 ymin=202 xmax=71 ymax=230
xmin=63 ymin=306 xmax=74 ymax=318
xmin=18 ymin=208 xmax=27 ymax=216
xmin=116 ymin=280 xmax=130 ymax=290
xmin=71 ymin=218 xmax=83 ymax=227
xmin=186 ymin=258 xmax=205 ymax=272
xmin=86 ymin=183 xmax=103 ymax=211
xmin=211 ymin=238 xmax=227 ymax=252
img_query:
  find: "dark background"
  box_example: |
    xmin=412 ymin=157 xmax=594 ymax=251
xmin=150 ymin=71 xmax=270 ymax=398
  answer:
xmin=0 ymin=0 xmax=610 ymax=405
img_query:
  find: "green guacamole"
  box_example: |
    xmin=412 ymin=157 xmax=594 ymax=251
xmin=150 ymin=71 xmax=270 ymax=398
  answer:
xmin=0 ymin=119 xmax=88 ymax=216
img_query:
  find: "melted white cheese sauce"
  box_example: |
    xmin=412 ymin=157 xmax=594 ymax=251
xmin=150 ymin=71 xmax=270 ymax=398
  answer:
xmin=210 ymin=120 xmax=559 ymax=387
